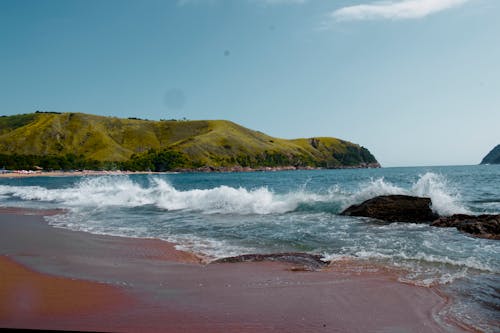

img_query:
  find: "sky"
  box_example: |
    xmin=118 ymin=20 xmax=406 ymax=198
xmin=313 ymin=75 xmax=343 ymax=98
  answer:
xmin=1 ymin=0 xmax=499 ymax=167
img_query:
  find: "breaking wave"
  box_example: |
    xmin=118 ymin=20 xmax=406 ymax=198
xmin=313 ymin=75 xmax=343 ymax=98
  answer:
xmin=350 ymin=172 xmax=470 ymax=215
xmin=0 ymin=172 xmax=468 ymax=216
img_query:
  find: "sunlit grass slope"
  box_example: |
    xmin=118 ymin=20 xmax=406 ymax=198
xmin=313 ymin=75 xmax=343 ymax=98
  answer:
xmin=0 ymin=112 xmax=379 ymax=168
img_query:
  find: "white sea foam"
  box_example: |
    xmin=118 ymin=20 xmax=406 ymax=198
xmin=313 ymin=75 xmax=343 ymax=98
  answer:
xmin=0 ymin=177 xmax=334 ymax=215
xmin=347 ymin=249 xmax=496 ymax=273
xmin=323 ymin=249 xmax=495 ymax=287
xmin=152 ymin=178 xmax=302 ymax=214
xmin=399 ymin=268 xmax=470 ymax=287
xmin=0 ymin=178 xmax=155 ymax=207
xmin=411 ymin=173 xmax=469 ymax=215
xmin=167 ymin=234 xmax=256 ymax=259
xmin=321 ymin=246 xmax=498 ymax=287
xmin=350 ymin=177 xmax=407 ymax=203
xmin=344 ymin=172 xmax=469 ymax=216
xmin=397 ymin=252 xmax=496 ymax=273
xmin=0 ymin=172 xmax=469 ymax=216
xmin=323 ymin=252 xmax=471 ymax=286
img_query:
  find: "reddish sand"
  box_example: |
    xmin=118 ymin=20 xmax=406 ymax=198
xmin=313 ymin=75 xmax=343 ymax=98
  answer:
xmin=0 ymin=255 xmax=136 ymax=331
xmin=0 ymin=208 xmax=470 ymax=332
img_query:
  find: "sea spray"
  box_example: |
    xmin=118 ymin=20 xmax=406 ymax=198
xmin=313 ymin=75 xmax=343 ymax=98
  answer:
xmin=343 ymin=172 xmax=469 ymax=216
xmin=411 ymin=172 xmax=470 ymax=215
xmin=0 ymin=177 xmax=156 ymax=207
xmin=0 ymin=177 xmax=337 ymax=215
xmin=152 ymin=179 xmax=298 ymax=214
xmin=348 ymin=177 xmax=406 ymax=205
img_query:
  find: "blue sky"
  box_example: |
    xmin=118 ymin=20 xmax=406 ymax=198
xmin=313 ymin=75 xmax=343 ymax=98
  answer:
xmin=1 ymin=0 xmax=499 ymax=166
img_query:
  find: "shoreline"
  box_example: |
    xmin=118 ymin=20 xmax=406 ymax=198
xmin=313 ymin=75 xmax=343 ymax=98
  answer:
xmin=0 ymin=170 xmax=161 ymax=178
xmin=0 ymin=163 xmax=381 ymax=178
xmin=0 ymin=207 xmax=472 ymax=332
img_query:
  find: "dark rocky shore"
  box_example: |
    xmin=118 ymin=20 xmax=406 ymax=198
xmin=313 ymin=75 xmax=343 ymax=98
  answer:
xmin=174 ymin=162 xmax=381 ymax=173
xmin=212 ymin=253 xmax=329 ymax=271
xmin=341 ymin=195 xmax=500 ymax=240
xmin=432 ymin=214 xmax=500 ymax=240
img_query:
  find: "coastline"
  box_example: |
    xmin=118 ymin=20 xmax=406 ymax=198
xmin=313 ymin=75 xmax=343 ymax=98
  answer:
xmin=0 ymin=163 xmax=381 ymax=178
xmin=0 ymin=208 xmax=471 ymax=332
xmin=0 ymin=170 xmax=160 ymax=178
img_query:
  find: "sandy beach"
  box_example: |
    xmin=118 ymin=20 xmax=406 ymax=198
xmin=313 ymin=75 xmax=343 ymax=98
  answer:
xmin=0 ymin=208 xmax=472 ymax=332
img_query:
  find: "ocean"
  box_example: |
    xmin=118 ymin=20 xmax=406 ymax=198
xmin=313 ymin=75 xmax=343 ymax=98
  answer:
xmin=0 ymin=165 xmax=498 ymax=332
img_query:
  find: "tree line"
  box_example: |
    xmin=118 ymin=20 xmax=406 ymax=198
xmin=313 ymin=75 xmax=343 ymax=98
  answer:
xmin=0 ymin=149 xmax=189 ymax=172
xmin=0 ymin=146 xmax=377 ymax=172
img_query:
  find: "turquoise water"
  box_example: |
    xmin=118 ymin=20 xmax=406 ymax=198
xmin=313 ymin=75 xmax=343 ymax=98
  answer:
xmin=0 ymin=165 xmax=499 ymax=331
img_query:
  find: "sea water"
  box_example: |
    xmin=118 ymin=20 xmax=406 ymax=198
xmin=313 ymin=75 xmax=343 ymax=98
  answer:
xmin=0 ymin=165 xmax=498 ymax=331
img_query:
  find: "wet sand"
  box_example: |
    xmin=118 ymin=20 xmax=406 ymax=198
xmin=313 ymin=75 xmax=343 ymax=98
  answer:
xmin=0 ymin=255 xmax=136 ymax=331
xmin=0 ymin=209 xmax=470 ymax=332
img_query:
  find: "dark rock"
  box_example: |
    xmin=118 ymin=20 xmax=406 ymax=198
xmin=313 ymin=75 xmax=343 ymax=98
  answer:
xmin=431 ymin=214 xmax=500 ymax=240
xmin=310 ymin=138 xmax=320 ymax=149
xmin=211 ymin=252 xmax=329 ymax=271
xmin=339 ymin=195 xmax=500 ymax=240
xmin=340 ymin=195 xmax=439 ymax=223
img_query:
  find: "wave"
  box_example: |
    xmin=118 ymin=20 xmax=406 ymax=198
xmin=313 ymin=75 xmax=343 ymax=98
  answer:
xmin=349 ymin=172 xmax=469 ymax=216
xmin=0 ymin=177 xmax=333 ymax=215
xmin=323 ymin=250 xmax=497 ymax=287
xmin=411 ymin=173 xmax=469 ymax=215
xmin=0 ymin=172 xmax=468 ymax=216
xmin=0 ymin=177 xmax=156 ymax=207
xmin=333 ymin=250 xmax=495 ymax=272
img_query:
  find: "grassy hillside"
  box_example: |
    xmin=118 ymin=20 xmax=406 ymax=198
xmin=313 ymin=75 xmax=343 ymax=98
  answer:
xmin=0 ymin=112 xmax=379 ymax=171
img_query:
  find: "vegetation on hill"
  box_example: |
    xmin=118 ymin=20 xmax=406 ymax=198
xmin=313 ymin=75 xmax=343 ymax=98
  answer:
xmin=480 ymin=145 xmax=500 ymax=164
xmin=0 ymin=112 xmax=379 ymax=171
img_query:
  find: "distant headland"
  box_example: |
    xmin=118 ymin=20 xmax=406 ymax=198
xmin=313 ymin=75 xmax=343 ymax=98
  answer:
xmin=0 ymin=112 xmax=380 ymax=172
xmin=481 ymin=145 xmax=500 ymax=164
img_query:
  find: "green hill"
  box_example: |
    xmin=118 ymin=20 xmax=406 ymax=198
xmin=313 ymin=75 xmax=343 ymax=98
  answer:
xmin=480 ymin=145 xmax=500 ymax=164
xmin=0 ymin=112 xmax=380 ymax=171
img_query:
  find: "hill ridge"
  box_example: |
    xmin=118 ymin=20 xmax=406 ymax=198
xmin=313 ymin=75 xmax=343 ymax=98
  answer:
xmin=0 ymin=112 xmax=380 ymax=171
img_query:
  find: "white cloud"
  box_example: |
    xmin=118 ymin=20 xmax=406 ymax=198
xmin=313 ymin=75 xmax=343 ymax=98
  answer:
xmin=332 ymin=0 xmax=470 ymax=21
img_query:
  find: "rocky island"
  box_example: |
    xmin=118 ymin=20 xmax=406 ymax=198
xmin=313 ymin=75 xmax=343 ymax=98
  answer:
xmin=480 ymin=144 xmax=500 ymax=164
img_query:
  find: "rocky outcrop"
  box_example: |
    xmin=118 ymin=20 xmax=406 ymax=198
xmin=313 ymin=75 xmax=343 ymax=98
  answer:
xmin=431 ymin=214 xmax=500 ymax=240
xmin=341 ymin=195 xmax=499 ymax=240
xmin=211 ymin=253 xmax=329 ymax=271
xmin=340 ymin=195 xmax=439 ymax=223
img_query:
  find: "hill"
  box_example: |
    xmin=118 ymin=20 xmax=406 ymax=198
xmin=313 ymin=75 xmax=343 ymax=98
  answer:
xmin=480 ymin=145 xmax=500 ymax=164
xmin=0 ymin=112 xmax=380 ymax=171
